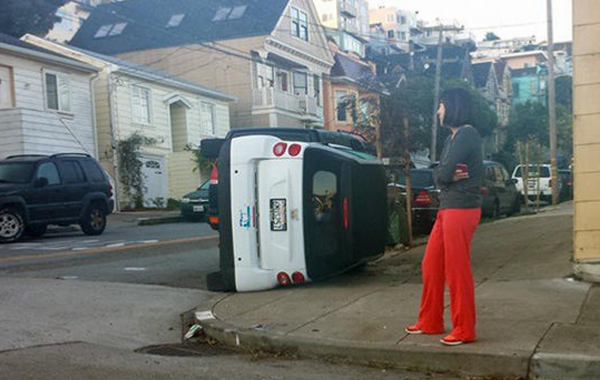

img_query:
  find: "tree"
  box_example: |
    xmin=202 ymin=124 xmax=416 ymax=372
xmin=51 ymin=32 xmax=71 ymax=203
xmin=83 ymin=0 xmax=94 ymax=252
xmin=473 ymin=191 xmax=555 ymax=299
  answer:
xmin=485 ymin=32 xmax=501 ymax=41
xmin=504 ymin=101 xmax=549 ymax=153
xmin=0 ymin=0 xmax=68 ymax=38
xmin=555 ymin=75 xmax=573 ymax=111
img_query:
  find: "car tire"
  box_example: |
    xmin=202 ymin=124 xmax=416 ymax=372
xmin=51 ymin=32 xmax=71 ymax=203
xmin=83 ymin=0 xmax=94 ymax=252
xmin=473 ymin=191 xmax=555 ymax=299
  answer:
xmin=25 ymin=224 xmax=47 ymax=238
xmin=80 ymin=202 xmax=106 ymax=236
xmin=0 ymin=208 xmax=25 ymax=243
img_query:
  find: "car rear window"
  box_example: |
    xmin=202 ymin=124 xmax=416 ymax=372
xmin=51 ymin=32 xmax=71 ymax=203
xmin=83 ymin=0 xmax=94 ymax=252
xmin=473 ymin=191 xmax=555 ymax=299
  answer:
xmin=514 ymin=166 xmax=551 ymax=178
xmin=80 ymin=159 xmax=106 ymax=182
xmin=397 ymin=170 xmax=434 ymax=188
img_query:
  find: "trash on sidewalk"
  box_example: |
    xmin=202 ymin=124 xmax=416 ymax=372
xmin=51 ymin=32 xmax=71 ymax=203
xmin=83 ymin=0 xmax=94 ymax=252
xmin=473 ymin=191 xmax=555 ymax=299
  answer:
xmin=194 ymin=310 xmax=215 ymax=321
xmin=184 ymin=324 xmax=203 ymax=340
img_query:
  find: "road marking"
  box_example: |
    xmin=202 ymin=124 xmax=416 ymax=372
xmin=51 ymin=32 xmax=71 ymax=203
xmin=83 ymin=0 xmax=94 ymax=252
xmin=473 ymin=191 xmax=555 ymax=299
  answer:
xmin=0 ymin=235 xmax=218 ymax=264
xmin=106 ymin=243 xmax=126 ymax=248
xmin=58 ymin=276 xmax=79 ymax=280
xmin=124 ymin=267 xmax=146 ymax=271
xmin=141 ymin=240 xmax=159 ymax=244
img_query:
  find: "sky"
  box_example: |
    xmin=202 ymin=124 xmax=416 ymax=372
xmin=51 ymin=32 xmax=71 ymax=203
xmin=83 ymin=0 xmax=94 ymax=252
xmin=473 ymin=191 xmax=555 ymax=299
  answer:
xmin=368 ymin=0 xmax=573 ymax=43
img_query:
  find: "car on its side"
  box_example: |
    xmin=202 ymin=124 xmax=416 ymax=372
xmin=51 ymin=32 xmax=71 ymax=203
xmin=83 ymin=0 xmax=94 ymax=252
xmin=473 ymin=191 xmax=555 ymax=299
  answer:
xmin=0 ymin=153 xmax=114 ymax=243
xmin=482 ymin=161 xmax=521 ymax=218
xmin=180 ymin=180 xmax=209 ymax=220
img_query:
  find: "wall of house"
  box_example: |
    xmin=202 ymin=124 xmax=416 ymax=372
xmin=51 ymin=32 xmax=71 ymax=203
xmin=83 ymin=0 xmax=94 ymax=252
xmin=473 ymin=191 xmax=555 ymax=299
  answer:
xmin=573 ymin=0 xmax=600 ymax=281
xmin=503 ymin=55 xmax=544 ymax=70
xmin=118 ymin=37 xmax=262 ymax=129
xmin=0 ymin=50 xmax=96 ymax=158
xmin=167 ymin=150 xmax=201 ymax=200
xmin=323 ymin=81 xmax=358 ymax=132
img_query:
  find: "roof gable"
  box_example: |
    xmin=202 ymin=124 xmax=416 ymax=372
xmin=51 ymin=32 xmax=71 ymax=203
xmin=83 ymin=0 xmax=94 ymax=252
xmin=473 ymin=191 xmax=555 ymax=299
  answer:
xmin=70 ymin=0 xmax=290 ymax=55
xmin=472 ymin=61 xmax=493 ymax=88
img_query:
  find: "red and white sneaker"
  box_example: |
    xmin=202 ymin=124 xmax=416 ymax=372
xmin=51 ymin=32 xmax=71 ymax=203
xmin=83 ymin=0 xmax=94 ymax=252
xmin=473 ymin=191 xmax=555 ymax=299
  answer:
xmin=440 ymin=335 xmax=467 ymax=346
xmin=404 ymin=325 xmax=423 ymax=335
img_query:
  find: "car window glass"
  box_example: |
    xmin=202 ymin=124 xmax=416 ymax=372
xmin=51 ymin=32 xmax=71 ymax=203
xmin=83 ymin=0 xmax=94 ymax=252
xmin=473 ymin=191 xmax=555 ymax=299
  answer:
xmin=493 ymin=167 xmax=504 ymax=183
xmin=36 ymin=162 xmax=60 ymax=185
xmin=501 ymin=167 xmax=510 ymax=180
xmin=81 ymin=160 xmax=105 ymax=182
xmin=311 ymin=170 xmax=339 ymax=253
xmin=60 ymin=161 xmax=86 ymax=184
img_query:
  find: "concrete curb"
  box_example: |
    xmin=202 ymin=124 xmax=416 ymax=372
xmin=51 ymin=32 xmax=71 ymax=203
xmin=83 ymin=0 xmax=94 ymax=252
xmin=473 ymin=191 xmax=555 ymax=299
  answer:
xmin=195 ymin=312 xmax=530 ymax=379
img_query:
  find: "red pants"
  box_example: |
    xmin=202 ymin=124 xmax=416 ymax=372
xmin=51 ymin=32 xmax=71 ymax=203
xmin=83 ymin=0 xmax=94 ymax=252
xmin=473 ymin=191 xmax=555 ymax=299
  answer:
xmin=416 ymin=208 xmax=481 ymax=341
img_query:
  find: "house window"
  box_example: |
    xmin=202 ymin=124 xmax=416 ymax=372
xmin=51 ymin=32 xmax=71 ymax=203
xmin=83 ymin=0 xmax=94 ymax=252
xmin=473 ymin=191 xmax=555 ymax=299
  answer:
xmin=291 ymin=7 xmax=309 ymax=41
xmin=277 ymin=71 xmax=289 ymax=92
xmin=45 ymin=72 xmax=70 ymax=112
xmin=94 ymin=24 xmax=112 ymax=38
xmin=201 ymin=102 xmax=216 ymax=135
xmin=313 ymin=75 xmax=321 ymax=105
xmin=387 ymin=30 xmax=395 ymax=39
xmin=212 ymin=6 xmax=247 ymax=21
xmin=108 ymin=22 xmax=127 ymax=36
xmin=386 ymin=14 xmax=394 ymax=22
xmin=94 ymin=23 xmax=127 ymax=38
xmin=400 ymin=16 xmax=407 ymax=24
xmin=166 ymin=14 xmax=185 ymax=28
xmin=336 ymin=91 xmax=347 ymax=122
xmin=229 ymin=6 xmax=248 ymax=20
xmin=212 ymin=7 xmax=232 ymax=21
xmin=132 ymin=85 xmax=151 ymax=125
xmin=293 ymin=72 xmax=307 ymax=95
xmin=256 ymin=63 xmax=274 ymax=89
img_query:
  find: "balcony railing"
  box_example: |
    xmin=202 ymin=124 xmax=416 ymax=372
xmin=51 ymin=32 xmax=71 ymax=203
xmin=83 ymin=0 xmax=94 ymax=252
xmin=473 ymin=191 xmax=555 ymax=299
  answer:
xmin=253 ymin=87 xmax=323 ymax=120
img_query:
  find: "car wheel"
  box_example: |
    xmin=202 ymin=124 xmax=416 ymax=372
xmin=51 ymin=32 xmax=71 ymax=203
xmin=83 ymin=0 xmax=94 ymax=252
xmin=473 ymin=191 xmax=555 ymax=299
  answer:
xmin=0 ymin=208 xmax=25 ymax=243
xmin=26 ymin=224 xmax=47 ymax=238
xmin=80 ymin=202 xmax=106 ymax=235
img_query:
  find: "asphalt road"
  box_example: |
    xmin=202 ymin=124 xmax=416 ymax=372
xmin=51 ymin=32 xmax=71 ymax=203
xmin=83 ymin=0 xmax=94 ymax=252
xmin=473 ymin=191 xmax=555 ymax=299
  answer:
xmin=0 ymin=216 xmax=219 ymax=289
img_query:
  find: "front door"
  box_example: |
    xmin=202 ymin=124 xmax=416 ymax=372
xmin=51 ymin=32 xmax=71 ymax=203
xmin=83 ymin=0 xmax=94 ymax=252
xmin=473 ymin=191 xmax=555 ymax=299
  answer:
xmin=0 ymin=66 xmax=14 ymax=109
xmin=141 ymin=156 xmax=168 ymax=207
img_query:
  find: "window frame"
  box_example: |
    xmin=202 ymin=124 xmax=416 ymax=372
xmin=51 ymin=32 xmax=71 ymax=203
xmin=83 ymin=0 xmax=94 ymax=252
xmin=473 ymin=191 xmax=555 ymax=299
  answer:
xmin=291 ymin=6 xmax=309 ymax=42
xmin=35 ymin=162 xmax=61 ymax=186
xmin=201 ymin=101 xmax=217 ymax=135
xmin=43 ymin=70 xmax=71 ymax=114
xmin=335 ymin=90 xmax=348 ymax=122
xmin=131 ymin=84 xmax=152 ymax=125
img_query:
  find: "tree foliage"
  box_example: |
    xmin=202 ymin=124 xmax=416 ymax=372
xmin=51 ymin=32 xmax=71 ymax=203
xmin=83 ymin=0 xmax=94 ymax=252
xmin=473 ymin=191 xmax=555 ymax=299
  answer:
xmin=0 ymin=0 xmax=68 ymax=38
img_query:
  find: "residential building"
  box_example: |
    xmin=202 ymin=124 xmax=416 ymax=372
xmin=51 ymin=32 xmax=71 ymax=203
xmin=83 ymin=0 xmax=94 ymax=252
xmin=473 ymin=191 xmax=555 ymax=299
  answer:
xmin=472 ymin=36 xmax=537 ymax=59
xmin=573 ymin=0 xmax=600 ymax=282
xmin=325 ymin=27 xmax=368 ymax=58
xmin=368 ymin=6 xmax=422 ymax=50
xmin=313 ymin=0 xmax=370 ymax=37
xmin=23 ymin=34 xmax=236 ymax=208
xmin=70 ymin=0 xmax=335 ymax=129
xmin=323 ymin=42 xmax=386 ymax=138
xmin=46 ymin=0 xmax=120 ymax=43
xmin=501 ymin=50 xmax=548 ymax=70
xmin=417 ymin=20 xmax=475 ymax=50
xmin=0 ymin=33 xmax=98 ymax=159
xmin=510 ymin=65 xmax=548 ymax=106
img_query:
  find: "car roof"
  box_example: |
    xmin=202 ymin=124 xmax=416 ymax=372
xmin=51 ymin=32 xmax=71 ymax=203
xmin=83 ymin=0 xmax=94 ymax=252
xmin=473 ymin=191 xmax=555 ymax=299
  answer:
xmin=1 ymin=153 xmax=93 ymax=163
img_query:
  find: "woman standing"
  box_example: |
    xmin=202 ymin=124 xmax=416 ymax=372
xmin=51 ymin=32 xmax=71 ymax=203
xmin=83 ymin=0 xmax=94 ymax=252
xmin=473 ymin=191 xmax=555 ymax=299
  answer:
xmin=405 ymin=88 xmax=483 ymax=346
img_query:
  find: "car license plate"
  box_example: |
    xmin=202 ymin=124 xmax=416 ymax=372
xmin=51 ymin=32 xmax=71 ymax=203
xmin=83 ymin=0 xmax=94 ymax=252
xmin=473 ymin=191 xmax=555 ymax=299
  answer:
xmin=193 ymin=205 xmax=204 ymax=212
xmin=270 ymin=199 xmax=287 ymax=231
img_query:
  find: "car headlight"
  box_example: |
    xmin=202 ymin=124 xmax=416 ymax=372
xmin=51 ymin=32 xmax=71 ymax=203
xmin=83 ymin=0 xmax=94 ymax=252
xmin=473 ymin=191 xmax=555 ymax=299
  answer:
xmin=181 ymin=198 xmax=190 ymax=204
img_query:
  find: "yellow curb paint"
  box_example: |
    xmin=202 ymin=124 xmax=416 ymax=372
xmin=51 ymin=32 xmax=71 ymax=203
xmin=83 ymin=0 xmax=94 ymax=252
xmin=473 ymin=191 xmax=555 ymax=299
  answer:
xmin=0 ymin=235 xmax=218 ymax=264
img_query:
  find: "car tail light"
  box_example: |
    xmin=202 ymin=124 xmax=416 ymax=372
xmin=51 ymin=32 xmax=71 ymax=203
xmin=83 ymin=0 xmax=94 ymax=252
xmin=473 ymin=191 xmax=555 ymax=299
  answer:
xmin=413 ymin=190 xmax=432 ymax=206
xmin=549 ymin=179 xmax=552 ymax=188
xmin=288 ymin=144 xmax=301 ymax=157
xmin=209 ymin=164 xmax=219 ymax=185
xmin=273 ymin=142 xmax=287 ymax=157
xmin=292 ymin=271 xmax=305 ymax=284
xmin=567 ymin=179 xmax=573 ymax=186
xmin=343 ymin=197 xmax=349 ymax=229
xmin=277 ymin=272 xmax=291 ymax=286
xmin=109 ymin=184 xmax=113 ymax=198
xmin=209 ymin=216 xmax=220 ymax=225
xmin=481 ymin=187 xmax=489 ymax=195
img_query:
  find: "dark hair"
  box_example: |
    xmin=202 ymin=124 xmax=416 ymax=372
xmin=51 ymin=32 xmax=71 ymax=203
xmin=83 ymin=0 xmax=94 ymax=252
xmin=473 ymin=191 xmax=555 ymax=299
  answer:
xmin=440 ymin=88 xmax=472 ymax=127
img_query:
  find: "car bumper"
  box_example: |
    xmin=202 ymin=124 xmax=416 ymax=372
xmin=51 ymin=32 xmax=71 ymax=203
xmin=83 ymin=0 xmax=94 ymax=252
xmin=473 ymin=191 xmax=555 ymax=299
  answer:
xmin=181 ymin=203 xmax=208 ymax=217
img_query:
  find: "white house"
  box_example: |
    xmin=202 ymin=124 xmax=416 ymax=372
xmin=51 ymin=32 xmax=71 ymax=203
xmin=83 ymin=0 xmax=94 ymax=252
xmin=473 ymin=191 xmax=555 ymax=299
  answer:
xmin=23 ymin=34 xmax=237 ymax=208
xmin=0 ymin=33 xmax=99 ymax=159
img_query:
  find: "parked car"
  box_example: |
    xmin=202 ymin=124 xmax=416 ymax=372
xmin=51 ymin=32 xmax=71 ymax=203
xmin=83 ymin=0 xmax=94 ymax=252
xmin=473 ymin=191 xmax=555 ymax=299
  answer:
xmin=482 ymin=161 xmax=521 ymax=217
xmin=559 ymin=169 xmax=573 ymax=201
xmin=180 ymin=180 xmax=209 ymax=220
xmin=391 ymin=168 xmax=440 ymax=232
xmin=202 ymin=128 xmax=377 ymax=230
xmin=0 ymin=153 xmax=114 ymax=243
xmin=511 ymin=164 xmax=561 ymax=203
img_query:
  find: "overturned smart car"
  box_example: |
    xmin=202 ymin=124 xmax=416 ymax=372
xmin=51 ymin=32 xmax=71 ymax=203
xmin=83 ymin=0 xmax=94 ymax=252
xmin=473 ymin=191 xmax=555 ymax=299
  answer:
xmin=202 ymin=130 xmax=387 ymax=292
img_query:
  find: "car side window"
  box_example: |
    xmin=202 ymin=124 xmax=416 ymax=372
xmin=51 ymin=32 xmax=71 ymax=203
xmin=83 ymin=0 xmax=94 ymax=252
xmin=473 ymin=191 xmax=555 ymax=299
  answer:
xmin=36 ymin=162 xmax=61 ymax=185
xmin=493 ymin=166 xmax=505 ymax=184
xmin=81 ymin=159 xmax=105 ymax=182
xmin=60 ymin=160 xmax=86 ymax=184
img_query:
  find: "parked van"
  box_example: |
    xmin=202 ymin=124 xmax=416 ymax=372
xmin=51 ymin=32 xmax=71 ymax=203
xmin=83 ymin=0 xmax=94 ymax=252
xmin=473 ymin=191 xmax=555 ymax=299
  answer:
xmin=511 ymin=164 xmax=560 ymax=202
xmin=203 ymin=134 xmax=387 ymax=292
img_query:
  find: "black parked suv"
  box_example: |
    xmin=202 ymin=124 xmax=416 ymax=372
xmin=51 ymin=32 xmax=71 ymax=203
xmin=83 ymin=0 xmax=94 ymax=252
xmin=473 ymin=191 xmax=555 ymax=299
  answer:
xmin=0 ymin=153 xmax=114 ymax=243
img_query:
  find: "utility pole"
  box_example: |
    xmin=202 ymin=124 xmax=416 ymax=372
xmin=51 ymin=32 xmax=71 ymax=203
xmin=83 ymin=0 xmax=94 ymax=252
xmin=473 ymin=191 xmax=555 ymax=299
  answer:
xmin=546 ymin=0 xmax=558 ymax=205
xmin=403 ymin=117 xmax=413 ymax=247
xmin=430 ymin=24 xmax=444 ymax=163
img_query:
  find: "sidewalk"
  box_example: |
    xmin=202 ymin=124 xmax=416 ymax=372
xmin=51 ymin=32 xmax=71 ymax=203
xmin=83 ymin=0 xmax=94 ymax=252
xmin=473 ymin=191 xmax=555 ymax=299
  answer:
xmin=194 ymin=202 xmax=600 ymax=380
xmin=108 ymin=210 xmax=184 ymax=227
